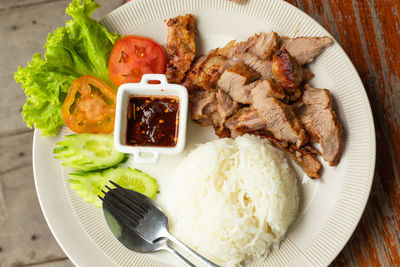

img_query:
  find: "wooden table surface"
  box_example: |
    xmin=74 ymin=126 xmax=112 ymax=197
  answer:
xmin=0 ymin=0 xmax=398 ymax=266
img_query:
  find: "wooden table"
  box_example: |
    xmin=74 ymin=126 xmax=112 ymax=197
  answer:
xmin=0 ymin=0 xmax=398 ymax=266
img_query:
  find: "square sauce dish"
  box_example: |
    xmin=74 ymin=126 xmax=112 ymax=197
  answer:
xmin=114 ymin=74 xmax=188 ymax=163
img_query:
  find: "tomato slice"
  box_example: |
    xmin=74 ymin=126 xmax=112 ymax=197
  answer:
xmin=108 ymin=36 xmax=167 ymax=86
xmin=62 ymin=76 xmax=117 ymax=134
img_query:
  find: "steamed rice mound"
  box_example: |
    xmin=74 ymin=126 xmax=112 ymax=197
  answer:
xmin=164 ymin=135 xmax=299 ymax=266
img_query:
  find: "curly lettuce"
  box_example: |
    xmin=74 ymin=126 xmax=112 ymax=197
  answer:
xmin=15 ymin=0 xmax=119 ymax=136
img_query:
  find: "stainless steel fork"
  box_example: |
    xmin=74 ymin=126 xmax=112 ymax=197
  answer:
xmin=100 ymin=181 xmax=219 ymax=267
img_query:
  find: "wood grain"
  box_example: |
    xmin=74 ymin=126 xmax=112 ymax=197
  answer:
xmin=0 ymin=1 xmax=122 ymax=266
xmin=283 ymin=0 xmax=400 ymax=266
xmin=0 ymin=132 xmax=70 ymax=267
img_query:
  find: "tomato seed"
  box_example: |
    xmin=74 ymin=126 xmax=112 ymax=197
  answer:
xmin=136 ymin=46 xmax=145 ymax=58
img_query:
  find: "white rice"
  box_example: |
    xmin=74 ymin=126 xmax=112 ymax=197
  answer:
xmin=163 ymin=135 xmax=299 ymax=266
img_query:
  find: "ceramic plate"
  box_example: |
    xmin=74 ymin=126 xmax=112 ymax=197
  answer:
xmin=33 ymin=0 xmax=376 ymax=266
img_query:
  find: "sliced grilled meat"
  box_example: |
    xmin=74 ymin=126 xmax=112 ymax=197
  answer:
xmin=225 ymin=107 xmax=266 ymax=137
xmin=287 ymin=145 xmax=322 ymax=178
xmin=272 ymin=46 xmax=304 ymax=89
xmin=218 ymin=62 xmax=260 ymax=88
xmin=251 ymin=85 xmax=308 ymax=147
xmin=227 ymin=32 xmax=279 ymax=60
xmin=189 ymin=88 xmax=238 ymax=138
xmin=189 ymin=89 xmax=217 ymax=126
xmin=252 ymin=79 xmax=285 ymax=100
xmin=166 ymin=14 xmax=196 ymax=83
xmin=210 ymin=112 xmax=230 ymax=138
xmin=217 ymin=62 xmax=261 ymax=104
xmin=303 ymin=68 xmax=315 ymax=81
xmin=216 ymin=90 xmax=239 ymax=120
xmin=280 ymin=36 xmax=333 ymax=65
xmin=183 ymin=49 xmax=230 ymax=91
xmin=257 ymin=134 xmax=321 ymax=178
xmin=230 ymin=53 xmax=274 ymax=78
xmin=301 ymin=84 xmax=342 ymax=166
xmin=221 ymin=80 xmax=262 ymax=104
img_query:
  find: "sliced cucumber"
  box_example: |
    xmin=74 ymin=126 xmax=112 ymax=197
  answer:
xmin=54 ymin=134 xmax=125 ymax=171
xmin=69 ymin=167 xmax=159 ymax=208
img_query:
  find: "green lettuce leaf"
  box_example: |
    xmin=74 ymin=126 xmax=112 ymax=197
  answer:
xmin=15 ymin=0 xmax=119 ymax=136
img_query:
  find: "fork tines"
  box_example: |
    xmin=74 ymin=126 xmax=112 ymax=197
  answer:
xmin=99 ymin=182 xmax=149 ymax=225
xmin=108 ymin=184 xmax=149 ymax=214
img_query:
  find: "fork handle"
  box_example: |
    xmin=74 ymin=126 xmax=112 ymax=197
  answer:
xmin=165 ymin=232 xmax=220 ymax=267
xmin=163 ymin=245 xmax=195 ymax=267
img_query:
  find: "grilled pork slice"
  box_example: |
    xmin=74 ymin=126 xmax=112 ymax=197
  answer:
xmin=254 ymin=79 xmax=285 ymax=100
xmin=221 ymin=80 xmax=261 ymax=104
xmin=225 ymin=107 xmax=266 ymax=137
xmin=226 ymin=32 xmax=279 ymax=60
xmin=210 ymin=112 xmax=231 ymax=138
xmin=189 ymin=88 xmax=237 ymax=138
xmin=227 ymin=52 xmax=312 ymax=102
xmin=272 ymin=46 xmax=304 ymax=89
xmin=217 ymin=62 xmax=261 ymax=104
xmin=184 ymin=49 xmax=230 ymax=91
xmin=288 ymin=145 xmax=322 ymax=178
xmin=280 ymin=36 xmax=334 ymax=65
xmin=264 ymin=135 xmax=321 ymax=178
xmin=166 ymin=14 xmax=196 ymax=83
xmin=301 ymin=84 xmax=342 ymax=166
xmin=183 ymin=55 xmax=207 ymax=90
xmin=216 ymin=90 xmax=239 ymax=120
xmin=230 ymin=53 xmax=274 ymax=79
xmin=251 ymin=85 xmax=308 ymax=147
xmin=218 ymin=62 xmax=260 ymax=87
xmin=220 ymin=78 xmax=285 ymax=105
xmin=189 ymin=89 xmax=217 ymax=126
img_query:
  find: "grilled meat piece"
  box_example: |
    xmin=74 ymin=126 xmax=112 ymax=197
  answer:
xmin=301 ymin=84 xmax=342 ymax=166
xmin=189 ymin=89 xmax=218 ymax=126
xmin=220 ymin=79 xmax=262 ymax=104
xmin=225 ymin=107 xmax=266 ymax=137
xmin=184 ymin=49 xmax=230 ymax=91
xmin=303 ymin=68 xmax=315 ymax=81
xmin=216 ymin=90 xmax=239 ymax=120
xmin=217 ymin=62 xmax=261 ymax=104
xmin=257 ymin=134 xmax=321 ymax=178
xmin=272 ymin=46 xmax=304 ymax=89
xmin=253 ymin=79 xmax=285 ymax=100
xmin=209 ymin=109 xmax=233 ymax=138
xmin=230 ymin=53 xmax=274 ymax=79
xmin=226 ymin=32 xmax=279 ymax=60
xmin=280 ymin=36 xmax=333 ymax=65
xmin=183 ymin=55 xmax=207 ymax=90
xmin=189 ymin=88 xmax=238 ymax=138
xmin=251 ymin=85 xmax=308 ymax=147
xmin=166 ymin=14 xmax=196 ymax=83
xmin=286 ymin=144 xmax=322 ymax=178
xmin=218 ymin=62 xmax=260 ymax=88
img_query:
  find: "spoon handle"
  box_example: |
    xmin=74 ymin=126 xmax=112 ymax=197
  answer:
xmin=165 ymin=231 xmax=220 ymax=267
xmin=163 ymin=245 xmax=195 ymax=267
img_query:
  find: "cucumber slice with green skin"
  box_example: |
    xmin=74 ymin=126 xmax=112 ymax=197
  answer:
xmin=54 ymin=134 xmax=125 ymax=171
xmin=69 ymin=167 xmax=159 ymax=208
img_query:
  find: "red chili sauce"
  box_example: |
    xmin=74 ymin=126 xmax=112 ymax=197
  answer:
xmin=126 ymin=95 xmax=179 ymax=147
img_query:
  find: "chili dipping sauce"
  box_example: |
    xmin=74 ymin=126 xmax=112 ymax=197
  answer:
xmin=126 ymin=95 xmax=179 ymax=147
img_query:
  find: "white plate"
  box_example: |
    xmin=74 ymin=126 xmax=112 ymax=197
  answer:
xmin=33 ymin=0 xmax=376 ymax=266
